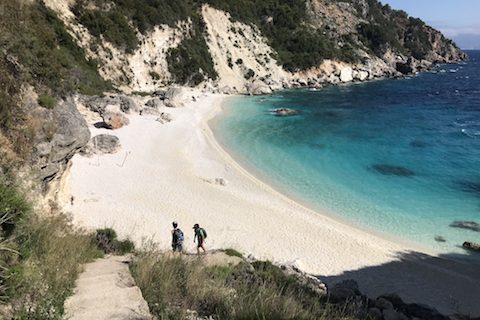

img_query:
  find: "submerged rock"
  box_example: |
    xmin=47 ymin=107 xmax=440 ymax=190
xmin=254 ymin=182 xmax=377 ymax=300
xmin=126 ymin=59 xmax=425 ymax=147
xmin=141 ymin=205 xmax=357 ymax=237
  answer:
xmin=372 ymin=164 xmax=415 ymax=177
xmin=434 ymin=235 xmax=447 ymax=242
xmin=410 ymin=140 xmax=428 ymax=148
xmin=457 ymin=180 xmax=480 ymax=197
xmin=463 ymin=241 xmax=480 ymax=252
xmin=450 ymin=221 xmax=480 ymax=232
xmin=273 ymin=108 xmax=299 ymax=117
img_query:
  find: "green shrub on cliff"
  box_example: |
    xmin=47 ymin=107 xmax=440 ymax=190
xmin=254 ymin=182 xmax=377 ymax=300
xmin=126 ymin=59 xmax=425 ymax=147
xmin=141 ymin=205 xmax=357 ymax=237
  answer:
xmin=0 ymin=0 xmax=111 ymax=98
xmin=167 ymin=15 xmax=218 ymax=85
xmin=204 ymin=0 xmax=353 ymax=71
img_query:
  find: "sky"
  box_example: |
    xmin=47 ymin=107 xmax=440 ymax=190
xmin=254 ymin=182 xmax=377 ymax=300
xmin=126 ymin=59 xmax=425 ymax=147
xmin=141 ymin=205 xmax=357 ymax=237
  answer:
xmin=382 ymin=0 xmax=480 ymax=49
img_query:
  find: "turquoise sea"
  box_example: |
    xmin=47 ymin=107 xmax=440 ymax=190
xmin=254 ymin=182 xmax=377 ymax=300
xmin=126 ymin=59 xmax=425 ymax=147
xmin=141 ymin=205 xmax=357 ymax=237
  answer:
xmin=211 ymin=51 xmax=480 ymax=258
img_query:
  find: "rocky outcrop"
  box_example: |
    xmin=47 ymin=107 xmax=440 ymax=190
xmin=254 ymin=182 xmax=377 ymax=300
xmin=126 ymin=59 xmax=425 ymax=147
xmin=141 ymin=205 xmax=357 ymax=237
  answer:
xmin=32 ymin=98 xmax=90 ymax=192
xmin=327 ymin=282 xmax=453 ymax=320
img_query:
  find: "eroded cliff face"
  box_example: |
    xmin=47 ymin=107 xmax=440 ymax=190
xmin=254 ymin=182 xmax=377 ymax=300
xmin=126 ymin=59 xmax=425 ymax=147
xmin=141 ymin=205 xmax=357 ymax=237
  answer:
xmin=42 ymin=0 xmax=465 ymax=94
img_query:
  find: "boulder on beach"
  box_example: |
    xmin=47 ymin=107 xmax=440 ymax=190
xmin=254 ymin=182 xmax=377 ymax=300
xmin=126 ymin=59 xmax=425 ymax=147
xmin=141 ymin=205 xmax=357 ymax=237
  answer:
xmin=145 ymin=98 xmax=164 ymax=109
xmin=371 ymin=164 xmax=415 ymax=177
xmin=273 ymin=108 xmax=299 ymax=117
xmin=81 ymin=134 xmax=121 ymax=156
xmin=450 ymin=221 xmax=480 ymax=232
xmin=156 ymin=112 xmax=173 ymax=124
xmin=463 ymin=241 xmax=480 ymax=252
xmin=102 ymin=111 xmax=129 ymax=130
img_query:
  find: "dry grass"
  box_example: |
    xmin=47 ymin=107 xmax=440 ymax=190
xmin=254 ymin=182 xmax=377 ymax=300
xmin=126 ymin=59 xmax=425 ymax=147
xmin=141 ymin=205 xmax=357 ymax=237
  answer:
xmin=5 ymin=214 xmax=102 ymax=319
xmin=0 ymin=180 xmax=102 ymax=319
xmin=131 ymin=248 xmax=365 ymax=320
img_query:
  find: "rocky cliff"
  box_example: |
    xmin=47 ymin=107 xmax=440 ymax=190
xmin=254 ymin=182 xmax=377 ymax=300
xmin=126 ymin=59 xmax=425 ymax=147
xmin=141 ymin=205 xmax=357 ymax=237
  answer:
xmin=42 ymin=0 xmax=465 ymax=94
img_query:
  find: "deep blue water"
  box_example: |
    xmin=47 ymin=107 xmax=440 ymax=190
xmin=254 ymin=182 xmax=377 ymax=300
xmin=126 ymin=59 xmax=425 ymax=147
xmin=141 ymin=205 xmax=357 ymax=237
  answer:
xmin=212 ymin=50 xmax=480 ymax=257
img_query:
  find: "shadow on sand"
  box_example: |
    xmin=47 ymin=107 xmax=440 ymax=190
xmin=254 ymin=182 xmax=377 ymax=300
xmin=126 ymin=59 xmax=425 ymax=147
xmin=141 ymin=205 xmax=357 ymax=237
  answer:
xmin=320 ymin=250 xmax=480 ymax=317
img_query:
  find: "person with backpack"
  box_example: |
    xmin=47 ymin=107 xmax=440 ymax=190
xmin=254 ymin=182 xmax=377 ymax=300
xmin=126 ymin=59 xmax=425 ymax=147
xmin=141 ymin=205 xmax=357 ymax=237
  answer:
xmin=193 ymin=223 xmax=207 ymax=255
xmin=171 ymin=221 xmax=184 ymax=253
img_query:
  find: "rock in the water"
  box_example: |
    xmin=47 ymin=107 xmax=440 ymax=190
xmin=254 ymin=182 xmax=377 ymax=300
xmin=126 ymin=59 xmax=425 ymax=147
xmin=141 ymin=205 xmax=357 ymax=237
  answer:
xmin=410 ymin=140 xmax=428 ymax=148
xmin=273 ymin=108 xmax=299 ymax=117
xmin=102 ymin=111 xmax=129 ymax=129
xmin=90 ymin=134 xmax=121 ymax=155
xmin=463 ymin=241 xmax=480 ymax=252
xmin=340 ymin=67 xmax=354 ymax=83
xmin=434 ymin=235 xmax=447 ymax=242
xmin=457 ymin=180 xmax=480 ymax=197
xmin=372 ymin=164 xmax=415 ymax=177
xmin=450 ymin=221 xmax=480 ymax=232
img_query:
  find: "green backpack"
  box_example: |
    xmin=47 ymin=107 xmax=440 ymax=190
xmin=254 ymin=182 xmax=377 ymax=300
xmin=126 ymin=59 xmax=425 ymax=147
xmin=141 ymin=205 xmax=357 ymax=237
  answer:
xmin=199 ymin=228 xmax=207 ymax=239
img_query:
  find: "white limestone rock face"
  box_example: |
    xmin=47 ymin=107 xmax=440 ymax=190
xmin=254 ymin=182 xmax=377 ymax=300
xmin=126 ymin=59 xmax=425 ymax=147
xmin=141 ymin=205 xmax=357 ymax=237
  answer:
xmin=357 ymin=70 xmax=369 ymax=81
xmin=339 ymin=67 xmax=354 ymax=83
xmin=201 ymin=5 xmax=289 ymax=93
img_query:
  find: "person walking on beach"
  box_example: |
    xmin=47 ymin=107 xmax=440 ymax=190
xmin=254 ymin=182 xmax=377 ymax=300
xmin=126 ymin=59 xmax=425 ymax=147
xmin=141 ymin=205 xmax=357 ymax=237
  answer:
xmin=171 ymin=221 xmax=184 ymax=253
xmin=193 ymin=223 xmax=207 ymax=255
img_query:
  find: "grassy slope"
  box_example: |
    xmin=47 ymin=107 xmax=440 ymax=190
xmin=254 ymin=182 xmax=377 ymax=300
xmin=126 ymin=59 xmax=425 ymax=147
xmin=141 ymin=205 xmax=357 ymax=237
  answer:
xmin=0 ymin=181 xmax=102 ymax=319
xmin=131 ymin=250 xmax=362 ymax=320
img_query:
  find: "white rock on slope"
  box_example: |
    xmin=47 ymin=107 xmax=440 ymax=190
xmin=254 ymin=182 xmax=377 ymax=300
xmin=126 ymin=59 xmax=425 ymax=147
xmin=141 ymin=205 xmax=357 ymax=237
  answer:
xmin=340 ymin=67 xmax=354 ymax=83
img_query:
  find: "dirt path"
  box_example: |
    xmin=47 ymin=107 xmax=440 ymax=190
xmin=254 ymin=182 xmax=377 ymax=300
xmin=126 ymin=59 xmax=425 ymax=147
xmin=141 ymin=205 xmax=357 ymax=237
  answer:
xmin=64 ymin=255 xmax=152 ymax=320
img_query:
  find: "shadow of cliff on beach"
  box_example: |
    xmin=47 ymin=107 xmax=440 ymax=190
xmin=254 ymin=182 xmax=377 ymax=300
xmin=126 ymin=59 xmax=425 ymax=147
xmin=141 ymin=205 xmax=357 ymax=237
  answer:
xmin=320 ymin=250 xmax=480 ymax=317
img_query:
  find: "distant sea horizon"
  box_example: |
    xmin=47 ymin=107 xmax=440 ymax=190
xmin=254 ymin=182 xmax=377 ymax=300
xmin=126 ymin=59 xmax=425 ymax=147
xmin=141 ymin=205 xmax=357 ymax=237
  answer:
xmin=212 ymin=50 xmax=480 ymax=260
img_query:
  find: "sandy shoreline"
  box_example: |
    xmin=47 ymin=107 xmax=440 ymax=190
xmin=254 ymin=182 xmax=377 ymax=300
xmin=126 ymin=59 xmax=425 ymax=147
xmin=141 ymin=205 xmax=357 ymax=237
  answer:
xmin=66 ymin=90 xmax=480 ymax=316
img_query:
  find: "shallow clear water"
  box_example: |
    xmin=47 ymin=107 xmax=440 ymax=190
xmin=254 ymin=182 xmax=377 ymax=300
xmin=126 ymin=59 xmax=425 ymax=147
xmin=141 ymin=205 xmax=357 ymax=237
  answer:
xmin=212 ymin=51 xmax=480 ymax=258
